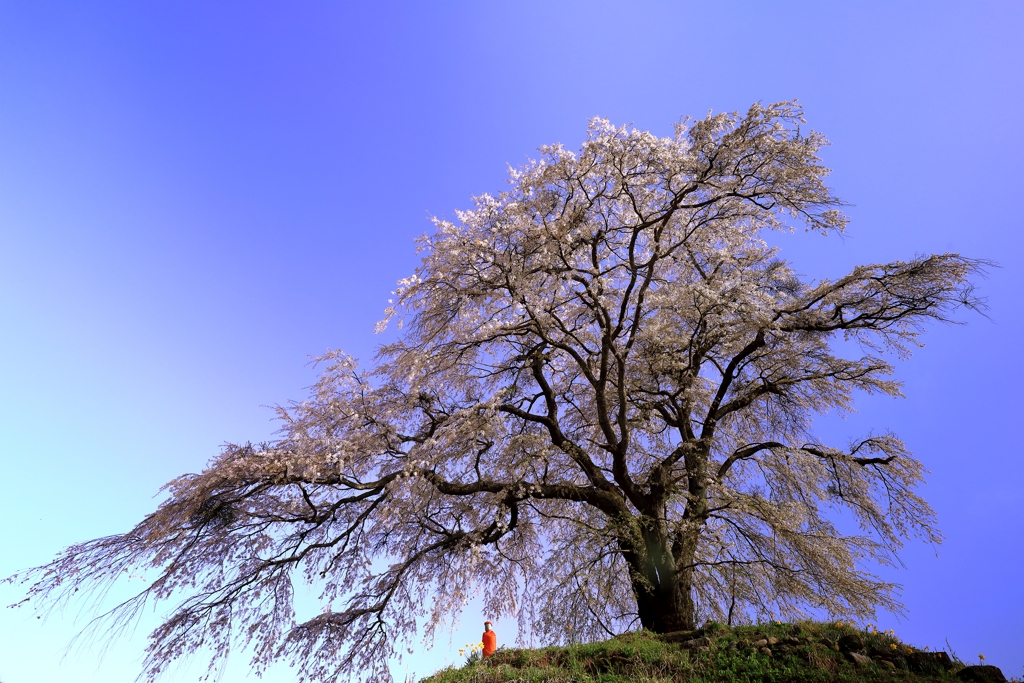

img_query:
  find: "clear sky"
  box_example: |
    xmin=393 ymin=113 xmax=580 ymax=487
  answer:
xmin=0 ymin=1 xmax=1021 ymax=681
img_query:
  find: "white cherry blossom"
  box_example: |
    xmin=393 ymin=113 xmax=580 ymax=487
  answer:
xmin=9 ymin=102 xmax=986 ymax=683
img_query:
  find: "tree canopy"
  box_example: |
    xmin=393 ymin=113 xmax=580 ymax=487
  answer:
xmin=10 ymin=102 xmax=985 ymax=682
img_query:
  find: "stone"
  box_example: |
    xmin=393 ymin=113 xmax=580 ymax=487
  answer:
xmin=680 ymin=636 xmax=712 ymax=649
xmin=846 ymin=652 xmax=873 ymax=668
xmin=956 ymin=665 xmax=1008 ymax=683
xmin=759 ymin=646 xmax=772 ymax=656
xmin=752 ymin=639 xmax=769 ymax=648
xmin=879 ymin=660 xmax=896 ymax=669
xmin=838 ymin=634 xmax=865 ymax=652
xmin=661 ymin=630 xmax=701 ymax=643
xmin=906 ymin=651 xmax=954 ymax=674
xmin=767 ymin=636 xmax=779 ymax=646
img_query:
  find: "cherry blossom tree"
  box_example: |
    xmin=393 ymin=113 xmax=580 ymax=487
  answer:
xmin=10 ymin=102 xmax=985 ymax=682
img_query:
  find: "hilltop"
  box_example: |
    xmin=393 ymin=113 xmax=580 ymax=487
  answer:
xmin=422 ymin=621 xmax=1013 ymax=683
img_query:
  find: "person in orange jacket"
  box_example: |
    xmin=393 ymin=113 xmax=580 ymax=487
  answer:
xmin=482 ymin=620 xmax=497 ymax=658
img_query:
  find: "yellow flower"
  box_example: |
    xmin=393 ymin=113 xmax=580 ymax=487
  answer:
xmin=980 ymin=655 xmax=985 ymax=661
xmin=891 ymin=644 xmax=898 ymax=650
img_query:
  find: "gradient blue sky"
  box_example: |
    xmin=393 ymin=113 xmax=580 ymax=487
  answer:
xmin=1 ymin=2 xmax=1022 ymax=681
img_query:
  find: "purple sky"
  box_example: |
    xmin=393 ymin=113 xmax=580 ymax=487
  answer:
xmin=1 ymin=2 xmax=1022 ymax=681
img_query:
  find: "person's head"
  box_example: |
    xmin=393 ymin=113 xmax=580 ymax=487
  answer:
xmin=484 ymin=620 xmax=493 ymax=631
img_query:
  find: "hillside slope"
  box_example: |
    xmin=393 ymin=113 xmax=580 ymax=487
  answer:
xmin=422 ymin=621 xmax=1013 ymax=683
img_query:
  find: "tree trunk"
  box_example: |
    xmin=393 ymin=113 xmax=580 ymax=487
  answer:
xmin=623 ymin=524 xmax=697 ymax=633
xmin=633 ymin=571 xmax=695 ymax=633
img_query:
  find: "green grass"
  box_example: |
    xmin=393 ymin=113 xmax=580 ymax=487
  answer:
xmin=420 ymin=620 xmax=1016 ymax=683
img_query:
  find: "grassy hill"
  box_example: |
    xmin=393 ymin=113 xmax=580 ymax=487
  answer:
xmin=422 ymin=621 xmax=1014 ymax=683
